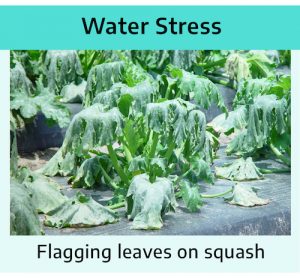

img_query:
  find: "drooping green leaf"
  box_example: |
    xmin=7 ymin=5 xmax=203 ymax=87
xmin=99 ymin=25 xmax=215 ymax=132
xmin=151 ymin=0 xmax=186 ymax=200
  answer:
xmin=72 ymin=155 xmax=112 ymax=189
xmin=168 ymin=50 xmax=199 ymax=70
xmin=146 ymin=99 xmax=206 ymax=148
xmin=169 ymin=67 xmax=227 ymax=113
xmin=10 ymin=62 xmax=33 ymax=95
xmin=44 ymin=50 xmax=83 ymax=93
xmin=126 ymin=174 xmax=177 ymax=230
xmin=187 ymin=157 xmax=215 ymax=184
xmin=10 ymin=180 xmax=43 ymax=235
xmin=224 ymin=183 xmax=269 ymax=207
xmin=42 ymin=104 xmax=123 ymax=176
xmin=246 ymin=52 xmax=275 ymax=78
xmin=11 ymin=80 xmax=71 ymax=128
xmin=227 ymin=95 xmax=288 ymax=156
xmin=179 ymin=180 xmax=203 ymax=212
xmin=84 ymin=61 xmax=124 ymax=107
xmin=44 ymin=192 xmax=118 ymax=228
xmin=215 ymin=157 xmax=263 ymax=181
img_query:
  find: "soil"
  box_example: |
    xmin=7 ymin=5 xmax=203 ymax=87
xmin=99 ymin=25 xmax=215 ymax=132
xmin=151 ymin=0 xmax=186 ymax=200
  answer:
xmin=18 ymin=148 xmax=59 ymax=171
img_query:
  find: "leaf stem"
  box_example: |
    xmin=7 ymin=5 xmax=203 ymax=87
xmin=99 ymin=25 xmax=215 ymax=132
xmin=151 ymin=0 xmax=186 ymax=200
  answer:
xmin=119 ymin=137 xmax=133 ymax=163
xmin=108 ymin=201 xmax=126 ymax=210
xmin=98 ymin=162 xmax=119 ymax=190
xmin=259 ymin=167 xmax=290 ymax=174
xmin=107 ymin=144 xmax=129 ymax=186
xmin=165 ymin=141 xmax=176 ymax=161
xmin=149 ymin=132 xmax=160 ymax=159
xmin=269 ymin=143 xmax=291 ymax=167
xmin=201 ymin=188 xmax=233 ymax=198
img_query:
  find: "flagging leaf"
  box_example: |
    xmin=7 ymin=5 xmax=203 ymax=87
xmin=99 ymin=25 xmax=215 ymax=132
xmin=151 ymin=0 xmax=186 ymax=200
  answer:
xmin=126 ymin=174 xmax=177 ymax=230
xmin=227 ymin=95 xmax=288 ymax=155
xmin=209 ymin=105 xmax=247 ymax=134
xmin=72 ymin=155 xmax=112 ymax=189
xmin=215 ymin=157 xmax=263 ymax=181
xmin=11 ymin=81 xmax=71 ymax=128
xmin=44 ymin=50 xmax=83 ymax=93
xmin=84 ymin=61 xmax=124 ymax=106
xmin=146 ymin=99 xmax=206 ymax=148
xmin=42 ymin=104 xmax=123 ymax=176
xmin=224 ymin=183 xmax=269 ymax=207
xmin=44 ymin=192 xmax=118 ymax=228
xmin=10 ymin=62 xmax=33 ymax=95
xmin=169 ymin=67 xmax=227 ymax=113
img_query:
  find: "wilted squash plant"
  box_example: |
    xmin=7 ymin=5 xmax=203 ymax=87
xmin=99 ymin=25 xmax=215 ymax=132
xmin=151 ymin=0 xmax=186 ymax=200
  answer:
xmin=10 ymin=50 xmax=291 ymax=234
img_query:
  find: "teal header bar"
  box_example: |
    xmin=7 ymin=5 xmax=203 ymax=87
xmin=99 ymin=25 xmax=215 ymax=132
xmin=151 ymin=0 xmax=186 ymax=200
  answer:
xmin=0 ymin=5 xmax=299 ymax=49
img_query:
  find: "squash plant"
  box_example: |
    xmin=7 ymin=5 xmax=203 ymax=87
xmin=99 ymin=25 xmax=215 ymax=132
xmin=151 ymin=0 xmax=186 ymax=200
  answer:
xmin=10 ymin=50 xmax=290 ymax=234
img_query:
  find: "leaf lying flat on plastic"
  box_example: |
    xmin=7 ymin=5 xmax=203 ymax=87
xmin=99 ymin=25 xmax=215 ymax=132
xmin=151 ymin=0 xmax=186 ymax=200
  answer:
xmin=27 ymin=178 xmax=67 ymax=214
xmin=44 ymin=192 xmax=118 ymax=228
xmin=126 ymin=174 xmax=177 ymax=230
xmin=224 ymin=184 xmax=269 ymax=207
xmin=10 ymin=180 xmax=43 ymax=235
xmin=215 ymin=157 xmax=263 ymax=181
xmin=17 ymin=168 xmax=67 ymax=214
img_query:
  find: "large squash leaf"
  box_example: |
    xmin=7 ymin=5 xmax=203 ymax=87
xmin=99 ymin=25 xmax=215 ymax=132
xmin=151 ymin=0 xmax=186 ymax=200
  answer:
xmin=42 ymin=104 xmax=124 ymax=176
xmin=224 ymin=184 xmax=270 ymax=207
xmin=10 ymin=180 xmax=43 ymax=235
xmin=215 ymin=157 xmax=263 ymax=181
xmin=227 ymin=95 xmax=288 ymax=156
xmin=146 ymin=99 xmax=206 ymax=148
xmin=126 ymin=174 xmax=177 ymax=230
xmin=84 ymin=61 xmax=124 ymax=107
xmin=44 ymin=50 xmax=83 ymax=93
xmin=169 ymin=67 xmax=227 ymax=113
xmin=17 ymin=168 xmax=67 ymax=214
xmin=44 ymin=192 xmax=118 ymax=228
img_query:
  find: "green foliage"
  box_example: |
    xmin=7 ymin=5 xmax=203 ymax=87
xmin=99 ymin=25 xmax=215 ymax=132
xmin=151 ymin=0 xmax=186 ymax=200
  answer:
xmin=11 ymin=50 xmax=290 ymax=232
xmin=215 ymin=157 xmax=263 ymax=181
xmin=179 ymin=180 xmax=203 ymax=212
xmin=44 ymin=50 xmax=83 ymax=93
xmin=84 ymin=61 xmax=124 ymax=107
xmin=10 ymin=180 xmax=43 ymax=235
xmin=45 ymin=192 xmax=118 ymax=228
xmin=224 ymin=184 xmax=269 ymax=207
xmin=126 ymin=174 xmax=177 ymax=230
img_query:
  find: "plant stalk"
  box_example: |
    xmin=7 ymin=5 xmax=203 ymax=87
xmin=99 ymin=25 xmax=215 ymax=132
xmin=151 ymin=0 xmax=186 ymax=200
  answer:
xmin=269 ymin=143 xmax=291 ymax=167
xmin=98 ymin=162 xmax=119 ymax=190
xmin=107 ymin=144 xmax=129 ymax=186
xmin=149 ymin=132 xmax=160 ymax=159
xmin=108 ymin=201 xmax=125 ymax=210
